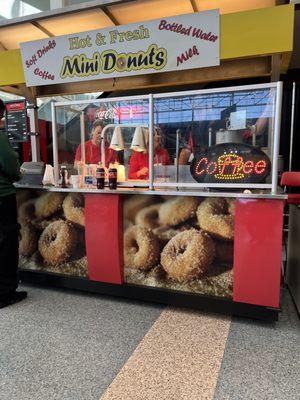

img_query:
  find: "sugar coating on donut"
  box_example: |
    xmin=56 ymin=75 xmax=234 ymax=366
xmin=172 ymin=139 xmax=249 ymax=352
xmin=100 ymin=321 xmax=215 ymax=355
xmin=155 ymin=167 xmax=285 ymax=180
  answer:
xmin=124 ymin=225 xmax=160 ymax=270
xmin=35 ymin=192 xmax=65 ymax=219
xmin=19 ymin=223 xmax=38 ymax=257
xmin=159 ymin=197 xmax=199 ymax=227
xmin=197 ymin=198 xmax=235 ymax=241
xmin=161 ymin=229 xmax=215 ymax=282
xmin=135 ymin=204 xmax=162 ymax=229
xmin=63 ymin=193 xmax=85 ymax=227
xmin=38 ymin=220 xmax=77 ymax=265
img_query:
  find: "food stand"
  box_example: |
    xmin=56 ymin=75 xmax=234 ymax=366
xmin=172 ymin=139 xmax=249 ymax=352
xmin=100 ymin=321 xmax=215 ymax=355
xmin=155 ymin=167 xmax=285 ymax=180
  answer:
xmin=15 ymin=82 xmax=285 ymax=321
xmin=0 ymin=3 xmax=295 ymax=320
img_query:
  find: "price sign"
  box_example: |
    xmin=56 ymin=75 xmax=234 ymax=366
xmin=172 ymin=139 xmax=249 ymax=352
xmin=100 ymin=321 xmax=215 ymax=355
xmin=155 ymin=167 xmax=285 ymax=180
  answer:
xmin=5 ymin=100 xmax=28 ymax=142
xmin=190 ymin=143 xmax=271 ymax=184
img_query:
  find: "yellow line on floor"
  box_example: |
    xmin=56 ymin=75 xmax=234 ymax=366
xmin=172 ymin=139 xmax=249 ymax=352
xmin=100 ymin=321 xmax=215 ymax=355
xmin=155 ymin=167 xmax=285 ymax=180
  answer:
xmin=101 ymin=307 xmax=231 ymax=400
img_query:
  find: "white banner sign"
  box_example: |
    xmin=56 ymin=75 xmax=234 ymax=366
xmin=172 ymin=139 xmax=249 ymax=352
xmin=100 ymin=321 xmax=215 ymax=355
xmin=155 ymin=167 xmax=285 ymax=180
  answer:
xmin=20 ymin=10 xmax=220 ymax=87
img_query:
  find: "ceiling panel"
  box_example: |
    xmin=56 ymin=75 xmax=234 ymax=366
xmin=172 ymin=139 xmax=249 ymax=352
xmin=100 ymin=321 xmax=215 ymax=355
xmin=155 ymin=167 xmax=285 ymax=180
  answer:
xmin=38 ymin=8 xmax=114 ymax=36
xmin=108 ymin=0 xmax=193 ymax=25
xmin=194 ymin=0 xmax=276 ymax=14
xmin=0 ymin=23 xmax=48 ymax=49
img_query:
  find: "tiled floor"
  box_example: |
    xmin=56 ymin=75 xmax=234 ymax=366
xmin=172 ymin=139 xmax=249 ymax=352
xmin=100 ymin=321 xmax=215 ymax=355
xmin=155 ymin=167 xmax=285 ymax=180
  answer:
xmin=213 ymin=291 xmax=300 ymax=400
xmin=0 ymin=286 xmax=163 ymax=400
xmin=0 ymin=285 xmax=299 ymax=400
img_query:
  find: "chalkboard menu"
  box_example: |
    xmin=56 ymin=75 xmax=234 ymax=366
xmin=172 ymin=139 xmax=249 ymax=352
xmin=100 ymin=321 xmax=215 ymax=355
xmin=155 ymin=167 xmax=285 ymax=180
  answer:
xmin=5 ymin=100 xmax=28 ymax=142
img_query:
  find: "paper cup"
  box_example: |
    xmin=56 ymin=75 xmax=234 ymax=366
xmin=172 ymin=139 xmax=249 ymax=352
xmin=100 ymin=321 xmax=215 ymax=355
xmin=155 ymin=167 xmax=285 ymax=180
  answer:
xmin=70 ymin=175 xmax=79 ymax=189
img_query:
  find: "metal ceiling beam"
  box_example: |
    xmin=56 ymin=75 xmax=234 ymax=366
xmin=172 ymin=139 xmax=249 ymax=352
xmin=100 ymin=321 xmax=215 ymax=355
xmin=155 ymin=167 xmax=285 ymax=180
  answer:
xmin=0 ymin=42 xmax=7 ymax=51
xmin=190 ymin=0 xmax=198 ymax=12
xmin=101 ymin=6 xmax=120 ymax=25
xmin=0 ymin=0 xmax=136 ymax=28
xmin=0 ymin=85 xmax=23 ymax=96
xmin=31 ymin=21 xmax=55 ymax=37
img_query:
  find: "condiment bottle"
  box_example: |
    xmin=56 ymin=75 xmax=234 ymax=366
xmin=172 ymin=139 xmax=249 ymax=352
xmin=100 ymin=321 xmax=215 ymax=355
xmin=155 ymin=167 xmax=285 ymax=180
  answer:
xmin=60 ymin=165 xmax=68 ymax=188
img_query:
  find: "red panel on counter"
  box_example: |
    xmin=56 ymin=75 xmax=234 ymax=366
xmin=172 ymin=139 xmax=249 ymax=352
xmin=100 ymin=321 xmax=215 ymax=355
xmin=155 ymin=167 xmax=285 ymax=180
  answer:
xmin=85 ymin=194 xmax=123 ymax=284
xmin=233 ymin=199 xmax=283 ymax=308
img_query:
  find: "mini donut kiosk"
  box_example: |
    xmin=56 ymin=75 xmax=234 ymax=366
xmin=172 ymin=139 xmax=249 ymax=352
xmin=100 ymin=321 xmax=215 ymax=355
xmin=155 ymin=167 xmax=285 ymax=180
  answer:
xmin=3 ymin=4 xmax=294 ymax=320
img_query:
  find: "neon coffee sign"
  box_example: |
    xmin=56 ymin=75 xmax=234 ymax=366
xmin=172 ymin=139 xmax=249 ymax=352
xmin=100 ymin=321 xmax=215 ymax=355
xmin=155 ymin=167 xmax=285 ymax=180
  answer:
xmin=190 ymin=144 xmax=270 ymax=184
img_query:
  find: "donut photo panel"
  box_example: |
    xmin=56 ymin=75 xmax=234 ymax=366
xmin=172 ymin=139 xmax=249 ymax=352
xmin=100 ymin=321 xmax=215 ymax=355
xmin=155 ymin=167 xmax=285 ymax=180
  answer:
xmin=17 ymin=189 xmax=87 ymax=278
xmin=123 ymin=195 xmax=234 ymax=298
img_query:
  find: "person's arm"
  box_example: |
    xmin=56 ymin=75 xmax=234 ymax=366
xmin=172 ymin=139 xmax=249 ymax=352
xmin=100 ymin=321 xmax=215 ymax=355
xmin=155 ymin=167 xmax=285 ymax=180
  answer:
xmin=255 ymin=117 xmax=268 ymax=136
xmin=178 ymin=148 xmax=191 ymax=165
xmin=128 ymin=152 xmax=148 ymax=179
xmin=0 ymin=135 xmax=21 ymax=182
xmin=246 ymin=104 xmax=270 ymax=139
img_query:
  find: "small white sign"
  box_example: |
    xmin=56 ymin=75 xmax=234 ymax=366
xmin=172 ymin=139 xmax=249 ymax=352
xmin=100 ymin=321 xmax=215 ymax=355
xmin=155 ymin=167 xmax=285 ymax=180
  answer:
xmin=20 ymin=10 xmax=220 ymax=87
xmin=229 ymin=110 xmax=247 ymax=130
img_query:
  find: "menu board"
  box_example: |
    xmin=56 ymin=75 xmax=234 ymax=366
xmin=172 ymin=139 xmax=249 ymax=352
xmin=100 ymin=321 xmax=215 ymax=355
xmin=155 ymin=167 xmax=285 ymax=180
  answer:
xmin=5 ymin=100 xmax=28 ymax=142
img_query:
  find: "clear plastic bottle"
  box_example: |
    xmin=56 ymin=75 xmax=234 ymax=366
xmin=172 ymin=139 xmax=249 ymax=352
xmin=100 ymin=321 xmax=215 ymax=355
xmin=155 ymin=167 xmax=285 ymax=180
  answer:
xmin=84 ymin=165 xmax=93 ymax=188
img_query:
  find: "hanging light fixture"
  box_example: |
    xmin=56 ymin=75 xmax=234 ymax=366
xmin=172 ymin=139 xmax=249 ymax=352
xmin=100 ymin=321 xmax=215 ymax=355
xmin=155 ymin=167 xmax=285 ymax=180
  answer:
xmin=130 ymin=126 xmax=147 ymax=152
xmin=109 ymin=126 xmax=125 ymax=151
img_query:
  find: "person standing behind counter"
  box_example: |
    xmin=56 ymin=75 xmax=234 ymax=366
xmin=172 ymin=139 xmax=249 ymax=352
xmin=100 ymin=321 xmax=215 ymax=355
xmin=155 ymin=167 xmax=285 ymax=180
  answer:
xmin=0 ymin=99 xmax=27 ymax=309
xmin=128 ymin=128 xmax=170 ymax=180
xmin=74 ymin=119 xmax=118 ymax=168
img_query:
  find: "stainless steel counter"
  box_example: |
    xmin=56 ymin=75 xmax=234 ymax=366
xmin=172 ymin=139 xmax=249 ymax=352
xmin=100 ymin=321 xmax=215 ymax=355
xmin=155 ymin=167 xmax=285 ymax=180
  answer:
xmin=15 ymin=183 xmax=287 ymax=200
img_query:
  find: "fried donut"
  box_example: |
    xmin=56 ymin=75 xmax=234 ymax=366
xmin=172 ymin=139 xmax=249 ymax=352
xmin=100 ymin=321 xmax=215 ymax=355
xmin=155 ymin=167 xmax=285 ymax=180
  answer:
xmin=161 ymin=229 xmax=215 ymax=282
xmin=35 ymin=192 xmax=65 ymax=219
xmin=38 ymin=220 xmax=77 ymax=266
xmin=135 ymin=204 xmax=162 ymax=229
xmin=159 ymin=197 xmax=199 ymax=227
xmin=197 ymin=198 xmax=234 ymax=241
xmin=63 ymin=193 xmax=85 ymax=227
xmin=19 ymin=223 xmax=38 ymax=257
xmin=124 ymin=226 xmax=160 ymax=270
xmin=124 ymin=195 xmax=156 ymax=222
xmin=215 ymin=240 xmax=234 ymax=264
xmin=18 ymin=199 xmax=36 ymax=222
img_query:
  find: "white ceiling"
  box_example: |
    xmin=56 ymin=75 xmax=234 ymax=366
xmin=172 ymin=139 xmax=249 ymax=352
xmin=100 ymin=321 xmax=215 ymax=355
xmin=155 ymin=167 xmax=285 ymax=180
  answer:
xmin=0 ymin=0 xmax=277 ymax=50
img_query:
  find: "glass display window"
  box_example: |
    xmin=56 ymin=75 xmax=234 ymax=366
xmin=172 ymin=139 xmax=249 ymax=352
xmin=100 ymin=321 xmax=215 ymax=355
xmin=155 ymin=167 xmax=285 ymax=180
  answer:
xmin=52 ymin=96 xmax=150 ymax=186
xmin=152 ymin=84 xmax=279 ymax=189
xmin=51 ymin=83 xmax=282 ymax=192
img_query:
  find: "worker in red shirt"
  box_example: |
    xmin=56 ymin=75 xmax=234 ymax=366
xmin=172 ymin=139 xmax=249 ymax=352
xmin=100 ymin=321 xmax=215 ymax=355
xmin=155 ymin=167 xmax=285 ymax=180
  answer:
xmin=74 ymin=119 xmax=117 ymax=167
xmin=129 ymin=127 xmax=170 ymax=180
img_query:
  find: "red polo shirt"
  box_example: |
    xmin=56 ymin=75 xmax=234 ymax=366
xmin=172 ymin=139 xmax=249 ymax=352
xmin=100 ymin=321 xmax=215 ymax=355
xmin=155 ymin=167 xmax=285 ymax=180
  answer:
xmin=129 ymin=148 xmax=171 ymax=179
xmin=75 ymin=140 xmax=117 ymax=167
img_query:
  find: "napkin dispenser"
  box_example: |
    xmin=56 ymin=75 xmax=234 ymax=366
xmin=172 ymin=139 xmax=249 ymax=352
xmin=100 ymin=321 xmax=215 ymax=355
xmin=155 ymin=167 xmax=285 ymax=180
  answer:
xmin=19 ymin=162 xmax=45 ymax=185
